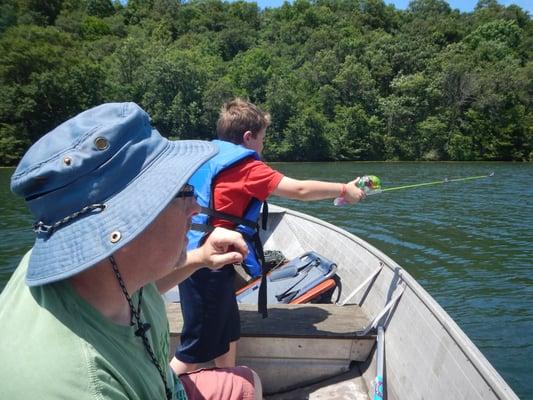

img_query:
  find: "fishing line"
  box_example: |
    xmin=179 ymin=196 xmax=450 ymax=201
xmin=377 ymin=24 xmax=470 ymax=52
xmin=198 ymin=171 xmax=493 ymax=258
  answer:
xmin=368 ymin=172 xmax=495 ymax=195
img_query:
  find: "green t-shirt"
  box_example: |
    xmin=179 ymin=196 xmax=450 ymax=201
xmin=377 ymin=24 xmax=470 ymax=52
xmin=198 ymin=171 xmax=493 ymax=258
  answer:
xmin=0 ymin=251 xmax=187 ymax=400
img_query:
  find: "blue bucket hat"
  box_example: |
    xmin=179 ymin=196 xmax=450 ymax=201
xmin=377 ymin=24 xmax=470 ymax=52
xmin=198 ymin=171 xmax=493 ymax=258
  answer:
xmin=11 ymin=102 xmax=217 ymax=286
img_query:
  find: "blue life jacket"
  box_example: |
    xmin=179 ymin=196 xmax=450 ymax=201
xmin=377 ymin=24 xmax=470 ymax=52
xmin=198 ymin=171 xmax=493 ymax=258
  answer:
xmin=186 ymin=140 xmax=266 ymax=279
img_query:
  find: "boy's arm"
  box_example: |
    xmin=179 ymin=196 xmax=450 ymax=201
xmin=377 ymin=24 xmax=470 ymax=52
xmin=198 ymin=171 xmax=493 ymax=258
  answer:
xmin=272 ymin=176 xmax=365 ymax=204
xmin=155 ymin=228 xmax=247 ymax=293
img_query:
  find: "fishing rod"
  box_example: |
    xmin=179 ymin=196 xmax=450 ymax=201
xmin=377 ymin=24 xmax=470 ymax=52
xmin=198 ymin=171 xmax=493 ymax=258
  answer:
xmin=373 ymin=326 xmax=385 ymax=400
xmin=334 ymin=172 xmax=494 ymax=205
xmin=370 ymin=171 xmax=495 ymax=195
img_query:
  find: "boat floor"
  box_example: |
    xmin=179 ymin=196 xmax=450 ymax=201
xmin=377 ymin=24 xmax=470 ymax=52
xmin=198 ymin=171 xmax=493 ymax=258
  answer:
xmin=265 ymin=364 xmax=369 ymax=400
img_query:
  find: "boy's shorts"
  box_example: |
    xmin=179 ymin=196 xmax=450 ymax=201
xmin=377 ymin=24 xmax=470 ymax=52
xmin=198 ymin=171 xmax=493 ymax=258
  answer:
xmin=179 ymin=366 xmax=255 ymax=400
xmin=176 ymin=265 xmax=240 ymax=363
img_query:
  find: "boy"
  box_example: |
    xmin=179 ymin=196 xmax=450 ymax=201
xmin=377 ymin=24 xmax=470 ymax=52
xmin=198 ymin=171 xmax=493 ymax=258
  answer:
xmin=171 ymin=98 xmax=365 ymax=375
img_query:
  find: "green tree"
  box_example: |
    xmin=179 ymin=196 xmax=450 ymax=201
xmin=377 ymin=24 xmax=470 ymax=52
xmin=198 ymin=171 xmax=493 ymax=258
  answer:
xmin=0 ymin=25 xmax=107 ymax=162
xmin=86 ymin=0 xmax=115 ymax=17
xmin=81 ymin=16 xmax=111 ymax=40
xmin=328 ymin=105 xmax=381 ymax=160
xmin=280 ymin=108 xmax=330 ymax=161
xmin=0 ymin=2 xmax=18 ymax=34
xmin=16 ymin=0 xmax=63 ymax=25
xmin=227 ymin=47 xmax=272 ymax=103
xmin=0 ymin=0 xmax=531 ymax=164
xmin=140 ymin=48 xmax=220 ymax=139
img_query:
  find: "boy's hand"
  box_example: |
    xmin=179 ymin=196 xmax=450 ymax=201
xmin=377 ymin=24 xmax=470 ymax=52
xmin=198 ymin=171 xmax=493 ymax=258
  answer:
xmin=343 ymin=177 xmax=366 ymax=204
xmin=199 ymin=227 xmax=248 ymax=269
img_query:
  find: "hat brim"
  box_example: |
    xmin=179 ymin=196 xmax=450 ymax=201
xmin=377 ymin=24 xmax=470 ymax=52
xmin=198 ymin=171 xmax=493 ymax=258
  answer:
xmin=26 ymin=137 xmax=217 ymax=286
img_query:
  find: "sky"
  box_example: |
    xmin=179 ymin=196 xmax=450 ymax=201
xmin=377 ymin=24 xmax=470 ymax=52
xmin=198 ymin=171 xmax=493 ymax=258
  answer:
xmin=251 ymin=0 xmax=533 ymax=13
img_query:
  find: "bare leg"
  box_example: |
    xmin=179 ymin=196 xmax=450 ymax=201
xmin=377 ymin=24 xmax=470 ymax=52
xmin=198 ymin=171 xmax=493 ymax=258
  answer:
xmin=214 ymin=340 xmax=237 ymax=368
xmin=170 ymin=356 xmax=198 ymax=375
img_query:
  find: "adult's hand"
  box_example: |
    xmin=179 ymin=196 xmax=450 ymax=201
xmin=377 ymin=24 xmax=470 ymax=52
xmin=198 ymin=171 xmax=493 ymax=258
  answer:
xmin=199 ymin=227 xmax=248 ymax=269
xmin=156 ymin=228 xmax=248 ymax=293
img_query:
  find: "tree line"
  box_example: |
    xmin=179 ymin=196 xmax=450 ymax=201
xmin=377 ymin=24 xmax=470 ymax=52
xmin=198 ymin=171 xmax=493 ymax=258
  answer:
xmin=0 ymin=0 xmax=531 ymax=165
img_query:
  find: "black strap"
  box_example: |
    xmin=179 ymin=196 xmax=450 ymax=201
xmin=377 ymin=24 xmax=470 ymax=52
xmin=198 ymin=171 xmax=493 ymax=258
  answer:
xmin=200 ymin=207 xmax=258 ymax=229
xmin=261 ymin=201 xmax=268 ymax=230
xmin=251 ymin=231 xmax=268 ymax=318
xmin=257 ymin=201 xmax=270 ymax=318
xmin=190 ymin=223 xmax=213 ymax=234
xmin=192 ymin=203 xmax=270 ymax=318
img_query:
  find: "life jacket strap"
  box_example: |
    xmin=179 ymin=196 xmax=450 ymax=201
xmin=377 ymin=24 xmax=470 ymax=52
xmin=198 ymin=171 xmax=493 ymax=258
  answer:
xmin=250 ymin=230 xmax=268 ymax=318
xmin=191 ymin=203 xmax=270 ymax=318
xmin=190 ymin=223 xmax=214 ymax=233
xmin=189 ymin=223 xmax=257 ymax=244
xmin=199 ymin=207 xmax=258 ymax=229
xmin=261 ymin=201 xmax=268 ymax=230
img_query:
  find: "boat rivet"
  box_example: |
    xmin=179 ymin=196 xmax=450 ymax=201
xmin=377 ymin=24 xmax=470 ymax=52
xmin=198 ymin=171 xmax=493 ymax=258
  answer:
xmin=110 ymin=231 xmax=122 ymax=243
xmin=94 ymin=137 xmax=109 ymax=151
xmin=63 ymin=156 xmax=72 ymax=166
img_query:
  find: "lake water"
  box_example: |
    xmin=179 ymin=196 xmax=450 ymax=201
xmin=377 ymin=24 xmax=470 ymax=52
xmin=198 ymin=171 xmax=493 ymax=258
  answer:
xmin=1 ymin=162 xmax=532 ymax=398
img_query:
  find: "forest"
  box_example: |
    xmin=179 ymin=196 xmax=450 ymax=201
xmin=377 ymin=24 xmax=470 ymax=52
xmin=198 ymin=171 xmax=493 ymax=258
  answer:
xmin=0 ymin=0 xmax=531 ymax=165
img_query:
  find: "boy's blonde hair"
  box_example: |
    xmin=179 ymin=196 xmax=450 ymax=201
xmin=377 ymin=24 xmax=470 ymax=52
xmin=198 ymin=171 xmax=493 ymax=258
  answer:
xmin=216 ymin=98 xmax=271 ymax=144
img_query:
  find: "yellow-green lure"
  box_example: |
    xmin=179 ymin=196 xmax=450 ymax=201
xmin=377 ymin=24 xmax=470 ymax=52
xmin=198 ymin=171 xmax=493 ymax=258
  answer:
xmin=334 ymin=175 xmax=381 ymax=206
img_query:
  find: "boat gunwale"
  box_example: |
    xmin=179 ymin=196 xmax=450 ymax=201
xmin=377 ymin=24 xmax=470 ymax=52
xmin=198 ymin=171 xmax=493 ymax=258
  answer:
xmin=267 ymin=204 xmax=518 ymax=400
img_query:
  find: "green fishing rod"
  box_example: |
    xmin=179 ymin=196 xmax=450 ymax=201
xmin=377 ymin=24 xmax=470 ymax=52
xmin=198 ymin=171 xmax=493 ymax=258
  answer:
xmin=371 ymin=171 xmax=495 ymax=195
xmin=334 ymin=172 xmax=494 ymax=205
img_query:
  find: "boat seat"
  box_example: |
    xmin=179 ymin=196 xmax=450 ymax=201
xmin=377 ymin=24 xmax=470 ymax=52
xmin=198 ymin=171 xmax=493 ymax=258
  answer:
xmin=167 ymin=303 xmax=375 ymax=394
xmin=166 ymin=303 xmax=372 ymax=339
xmin=237 ymin=303 xmax=371 ymax=338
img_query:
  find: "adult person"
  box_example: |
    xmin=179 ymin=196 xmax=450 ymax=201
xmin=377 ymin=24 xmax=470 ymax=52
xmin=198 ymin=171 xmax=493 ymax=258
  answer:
xmin=170 ymin=98 xmax=366 ymax=375
xmin=0 ymin=102 xmax=262 ymax=400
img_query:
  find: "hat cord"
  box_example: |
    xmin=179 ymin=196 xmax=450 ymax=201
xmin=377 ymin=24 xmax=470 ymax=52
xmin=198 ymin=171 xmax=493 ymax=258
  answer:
xmin=33 ymin=204 xmax=106 ymax=234
xmin=109 ymin=256 xmax=172 ymax=400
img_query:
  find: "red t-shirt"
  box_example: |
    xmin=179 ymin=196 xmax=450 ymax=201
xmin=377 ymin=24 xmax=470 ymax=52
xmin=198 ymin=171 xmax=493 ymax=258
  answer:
xmin=212 ymin=157 xmax=284 ymax=229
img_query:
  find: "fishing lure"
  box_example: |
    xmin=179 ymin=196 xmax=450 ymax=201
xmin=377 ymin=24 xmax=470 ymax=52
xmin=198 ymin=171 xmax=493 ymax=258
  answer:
xmin=334 ymin=175 xmax=381 ymax=206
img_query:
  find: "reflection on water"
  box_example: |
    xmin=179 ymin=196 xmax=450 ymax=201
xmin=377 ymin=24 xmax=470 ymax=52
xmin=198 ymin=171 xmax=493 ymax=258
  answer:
xmin=1 ymin=162 xmax=532 ymax=398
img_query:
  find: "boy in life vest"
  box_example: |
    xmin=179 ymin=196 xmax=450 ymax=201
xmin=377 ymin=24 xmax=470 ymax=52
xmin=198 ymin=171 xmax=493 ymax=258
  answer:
xmin=168 ymin=98 xmax=365 ymax=375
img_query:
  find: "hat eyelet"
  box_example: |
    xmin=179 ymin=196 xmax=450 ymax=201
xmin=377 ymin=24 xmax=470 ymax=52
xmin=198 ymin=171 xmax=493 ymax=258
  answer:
xmin=63 ymin=156 xmax=72 ymax=166
xmin=94 ymin=137 xmax=109 ymax=151
xmin=110 ymin=231 xmax=122 ymax=243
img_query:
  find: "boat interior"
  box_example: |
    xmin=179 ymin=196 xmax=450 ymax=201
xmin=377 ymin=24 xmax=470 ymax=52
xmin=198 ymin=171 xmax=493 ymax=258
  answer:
xmin=167 ymin=204 xmax=515 ymax=399
xmin=166 ymin=205 xmax=399 ymax=399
